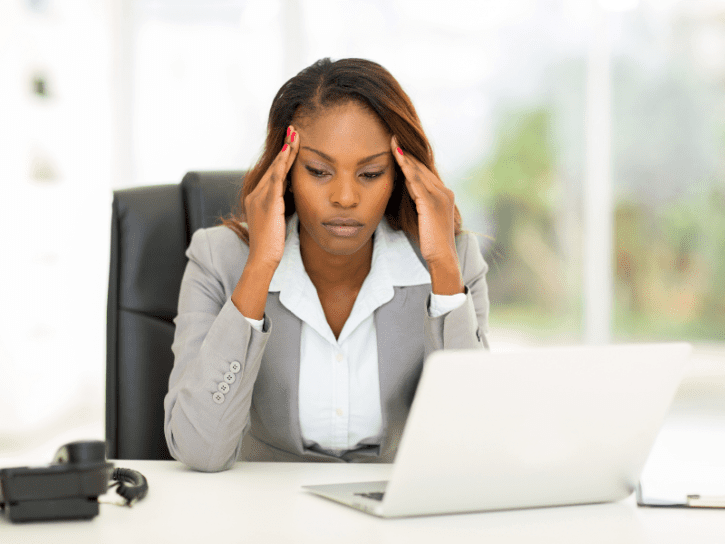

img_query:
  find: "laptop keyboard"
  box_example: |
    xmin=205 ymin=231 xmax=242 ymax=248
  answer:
xmin=354 ymin=492 xmax=385 ymax=501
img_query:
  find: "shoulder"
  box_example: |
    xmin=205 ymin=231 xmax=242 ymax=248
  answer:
xmin=186 ymin=225 xmax=250 ymax=279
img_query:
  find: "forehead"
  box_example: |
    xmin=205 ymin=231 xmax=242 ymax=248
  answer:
xmin=295 ymin=103 xmax=390 ymax=156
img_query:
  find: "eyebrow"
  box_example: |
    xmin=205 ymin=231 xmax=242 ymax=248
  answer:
xmin=301 ymin=146 xmax=389 ymax=165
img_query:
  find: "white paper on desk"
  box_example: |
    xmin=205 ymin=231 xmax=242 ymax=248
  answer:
xmin=638 ymin=464 xmax=725 ymax=506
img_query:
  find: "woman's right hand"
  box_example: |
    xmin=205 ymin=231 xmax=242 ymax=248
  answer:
xmin=244 ymin=125 xmax=299 ymax=270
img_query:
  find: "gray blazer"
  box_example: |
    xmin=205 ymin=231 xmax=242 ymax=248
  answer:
xmin=164 ymin=224 xmax=490 ymax=472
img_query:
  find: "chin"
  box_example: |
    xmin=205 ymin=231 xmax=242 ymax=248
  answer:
xmin=322 ymin=239 xmax=370 ymax=256
xmin=319 ymin=227 xmax=372 ymax=253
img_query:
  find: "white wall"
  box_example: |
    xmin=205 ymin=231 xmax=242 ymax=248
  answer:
xmin=0 ymin=0 xmax=113 ymax=461
xmin=1 ymin=0 xmax=548 ymax=462
xmin=2 ymin=0 xmax=722 ymax=465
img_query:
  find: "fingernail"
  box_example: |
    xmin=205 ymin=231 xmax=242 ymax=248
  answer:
xmin=283 ymin=144 xmax=288 ymax=152
xmin=287 ymin=127 xmax=291 ymax=137
xmin=397 ymin=147 xmax=403 ymax=156
xmin=292 ymin=132 xmax=296 ymax=143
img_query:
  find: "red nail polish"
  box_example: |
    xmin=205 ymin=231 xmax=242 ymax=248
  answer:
xmin=287 ymin=127 xmax=290 ymax=137
xmin=282 ymin=144 xmax=288 ymax=152
xmin=397 ymin=147 xmax=403 ymax=156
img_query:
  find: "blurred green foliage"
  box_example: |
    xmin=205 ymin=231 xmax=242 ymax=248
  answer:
xmin=614 ymin=187 xmax=725 ymax=341
xmin=464 ymin=106 xmax=725 ymax=342
xmin=463 ymin=107 xmax=576 ymax=338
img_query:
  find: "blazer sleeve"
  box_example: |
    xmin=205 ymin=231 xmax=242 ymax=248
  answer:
xmin=163 ymin=228 xmax=272 ymax=472
xmin=423 ymin=231 xmax=490 ymax=360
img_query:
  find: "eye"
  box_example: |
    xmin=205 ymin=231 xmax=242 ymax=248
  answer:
xmin=362 ymin=171 xmax=384 ymax=180
xmin=305 ymin=166 xmax=386 ymax=181
xmin=306 ymin=166 xmax=329 ymax=178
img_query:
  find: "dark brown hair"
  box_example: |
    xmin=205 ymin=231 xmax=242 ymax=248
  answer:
xmin=221 ymin=57 xmax=466 ymax=249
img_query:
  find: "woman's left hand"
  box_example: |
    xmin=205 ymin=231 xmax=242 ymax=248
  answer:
xmin=391 ymin=135 xmax=459 ymax=268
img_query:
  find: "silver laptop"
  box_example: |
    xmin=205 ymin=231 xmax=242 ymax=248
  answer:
xmin=302 ymin=342 xmax=692 ymax=518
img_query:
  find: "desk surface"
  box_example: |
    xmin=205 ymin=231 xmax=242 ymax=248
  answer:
xmin=2 ymin=460 xmax=725 ymax=544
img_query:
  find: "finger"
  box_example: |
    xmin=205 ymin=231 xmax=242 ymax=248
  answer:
xmin=281 ymin=127 xmax=300 ymax=192
xmin=391 ymin=135 xmax=427 ymax=198
xmin=391 ymin=135 xmax=423 ymax=182
xmin=391 ymin=135 xmax=414 ymax=198
xmin=391 ymin=135 xmax=443 ymax=194
xmin=391 ymin=134 xmax=409 ymax=177
xmin=266 ymin=127 xmax=291 ymax=174
xmin=391 ymin=134 xmax=403 ymax=163
xmin=284 ymin=125 xmax=300 ymax=172
xmin=267 ymin=126 xmax=297 ymax=190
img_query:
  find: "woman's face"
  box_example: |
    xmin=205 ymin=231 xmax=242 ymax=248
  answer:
xmin=289 ymin=102 xmax=395 ymax=257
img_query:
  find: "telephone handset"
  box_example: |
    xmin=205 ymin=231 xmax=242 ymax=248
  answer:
xmin=0 ymin=440 xmax=147 ymax=522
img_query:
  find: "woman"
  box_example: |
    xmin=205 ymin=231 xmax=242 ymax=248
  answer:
xmin=164 ymin=57 xmax=490 ymax=472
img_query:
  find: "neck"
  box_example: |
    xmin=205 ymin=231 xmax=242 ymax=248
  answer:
xmin=301 ymin=236 xmax=373 ymax=292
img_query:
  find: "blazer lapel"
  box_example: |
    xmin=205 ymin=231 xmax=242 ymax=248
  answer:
xmin=250 ymin=293 xmax=306 ymax=456
xmin=375 ymin=283 xmax=430 ymax=461
xmin=251 ymin=280 xmax=431 ymax=462
xmin=375 ymin=234 xmax=431 ymax=460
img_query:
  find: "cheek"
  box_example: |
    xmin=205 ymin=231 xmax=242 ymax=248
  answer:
xmin=380 ymin=183 xmax=392 ymax=201
xmin=289 ymin=165 xmax=308 ymax=195
xmin=381 ymin=175 xmax=396 ymax=200
xmin=289 ymin=178 xmax=322 ymax=212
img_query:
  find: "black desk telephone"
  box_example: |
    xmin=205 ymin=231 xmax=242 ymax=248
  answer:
xmin=0 ymin=440 xmax=148 ymax=523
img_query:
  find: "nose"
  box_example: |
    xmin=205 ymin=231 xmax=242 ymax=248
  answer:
xmin=329 ymin=173 xmax=360 ymax=207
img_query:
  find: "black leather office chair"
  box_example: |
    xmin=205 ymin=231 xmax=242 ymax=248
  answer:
xmin=106 ymin=171 xmax=244 ymax=460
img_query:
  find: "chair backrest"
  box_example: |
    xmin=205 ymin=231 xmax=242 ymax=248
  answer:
xmin=106 ymin=171 xmax=244 ymax=459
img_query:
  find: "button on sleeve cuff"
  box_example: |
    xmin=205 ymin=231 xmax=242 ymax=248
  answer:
xmin=201 ymin=297 xmax=271 ymax=370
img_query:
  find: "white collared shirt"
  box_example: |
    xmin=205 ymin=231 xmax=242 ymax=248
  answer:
xmin=243 ymin=212 xmax=465 ymax=456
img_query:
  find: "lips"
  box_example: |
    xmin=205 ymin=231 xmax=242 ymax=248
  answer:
xmin=323 ymin=218 xmax=364 ymax=227
xmin=323 ymin=222 xmax=364 ymax=238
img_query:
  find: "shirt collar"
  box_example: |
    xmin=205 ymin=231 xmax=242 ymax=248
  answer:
xmin=268 ymin=212 xmax=431 ymax=294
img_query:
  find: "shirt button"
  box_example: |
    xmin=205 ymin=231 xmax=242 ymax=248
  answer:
xmin=218 ymin=382 xmax=230 ymax=394
xmin=336 ymin=408 xmax=343 ymax=417
xmin=230 ymin=361 xmax=241 ymax=373
xmin=224 ymin=372 xmax=236 ymax=384
xmin=336 ymin=352 xmax=343 ymax=362
xmin=213 ymin=392 xmax=225 ymax=404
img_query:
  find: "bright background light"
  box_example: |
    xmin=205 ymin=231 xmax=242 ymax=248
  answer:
xmin=1 ymin=0 xmax=723 ymax=466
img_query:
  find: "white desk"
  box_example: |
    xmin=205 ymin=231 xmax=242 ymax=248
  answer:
xmin=2 ymin=460 xmax=725 ymax=544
